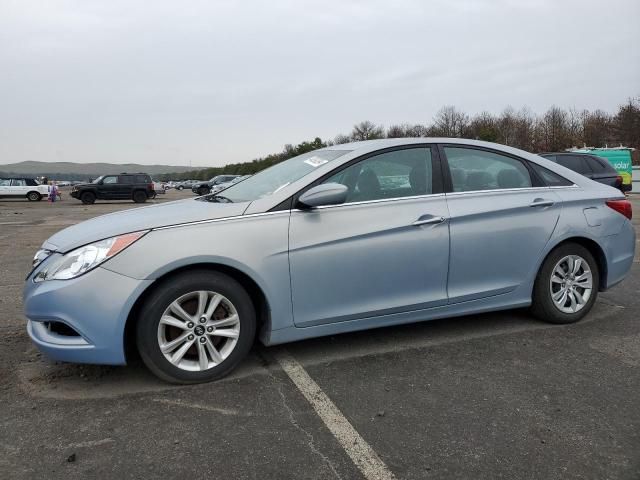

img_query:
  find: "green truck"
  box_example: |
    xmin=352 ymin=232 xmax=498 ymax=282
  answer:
xmin=570 ymin=147 xmax=634 ymax=192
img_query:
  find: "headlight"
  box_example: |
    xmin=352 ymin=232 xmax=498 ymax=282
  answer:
xmin=33 ymin=249 xmax=53 ymax=269
xmin=33 ymin=231 xmax=147 ymax=282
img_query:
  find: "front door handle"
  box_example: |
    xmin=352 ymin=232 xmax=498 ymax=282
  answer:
xmin=529 ymin=198 xmax=554 ymax=208
xmin=413 ymin=215 xmax=446 ymax=226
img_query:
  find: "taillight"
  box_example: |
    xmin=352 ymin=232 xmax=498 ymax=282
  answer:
xmin=606 ymin=199 xmax=632 ymax=220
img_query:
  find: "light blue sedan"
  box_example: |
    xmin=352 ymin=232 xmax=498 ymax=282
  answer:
xmin=24 ymin=139 xmax=635 ymax=383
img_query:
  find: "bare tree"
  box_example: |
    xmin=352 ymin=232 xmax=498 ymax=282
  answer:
xmin=350 ymin=121 xmax=385 ymax=141
xmin=469 ymin=111 xmax=498 ymax=142
xmin=536 ymin=106 xmax=570 ymax=152
xmin=431 ymin=106 xmax=469 ymax=137
xmin=613 ymin=97 xmax=640 ymax=148
xmin=386 ymin=124 xmax=409 ymax=138
xmin=333 ymin=133 xmax=352 ymax=144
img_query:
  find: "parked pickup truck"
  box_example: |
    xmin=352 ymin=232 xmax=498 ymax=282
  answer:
xmin=0 ymin=177 xmax=50 ymax=201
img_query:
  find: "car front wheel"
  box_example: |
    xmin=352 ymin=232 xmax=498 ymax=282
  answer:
xmin=80 ymin=192 xmax=96 ymax=204
xmin=531 ymin=243 xmax=599 ymax=324
xmin=136 ymin=270 xmax=256 ymax=384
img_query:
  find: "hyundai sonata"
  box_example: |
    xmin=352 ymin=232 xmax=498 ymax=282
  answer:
xmin=24 ymin=139 xmax=635 ymax=383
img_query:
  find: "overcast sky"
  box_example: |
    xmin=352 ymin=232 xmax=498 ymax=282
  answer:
xmin=0 ymin=0 xmax=638 ymax=167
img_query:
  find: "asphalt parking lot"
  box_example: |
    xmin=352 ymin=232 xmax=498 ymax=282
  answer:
xmin=1 ymin=190 xmax=639 ymax=479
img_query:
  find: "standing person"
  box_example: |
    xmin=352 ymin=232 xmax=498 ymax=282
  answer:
xmin=48 ymin=181 xmax=58 ymax=203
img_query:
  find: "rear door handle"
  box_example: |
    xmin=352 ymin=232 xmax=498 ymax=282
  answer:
xmin=413 ymin=215 xmax=446 ymax=226
xmin=529 ymin=198 xmax=554 ymax=208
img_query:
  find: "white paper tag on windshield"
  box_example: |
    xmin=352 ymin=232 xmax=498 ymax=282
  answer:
xmin=304 ymin=156 xmax=329 ymax=168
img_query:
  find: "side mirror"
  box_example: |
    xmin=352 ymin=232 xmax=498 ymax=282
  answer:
xmin=298 ymin=183 xmax=348 ymax=209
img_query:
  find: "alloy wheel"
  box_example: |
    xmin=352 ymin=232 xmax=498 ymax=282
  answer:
xmin=549 ymin=254 xmax=593 ymax=314
xmin=157 ymin=290 xmax=240 ymax=371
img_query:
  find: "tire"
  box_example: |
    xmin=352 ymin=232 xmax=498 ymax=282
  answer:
xmin=136 ymin=270 xmax=256 ymax=384
xmin=80 ymin=191 xmax=96 ymax=205
xmin=197 ymin=187 xmax=209 ymax=196
xmin=27 ymin=191 xmax=41 ymax=202
xmin=177 ymin=186 xmax=184 ymax=190
xmin=531 ymin=243 xmax=599 ymax=324
xmin=133 ymin=190 xmax=147 ymax=203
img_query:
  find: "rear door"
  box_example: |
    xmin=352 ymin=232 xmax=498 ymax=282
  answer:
xmin=289 ymin=146 xmax=450 ymax=327
xmin=441 ymin=145 xmax=561 ymax=303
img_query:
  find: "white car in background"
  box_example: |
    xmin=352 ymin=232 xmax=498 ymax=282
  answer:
xmin=0 ymin=177 xmax=50 ymax=201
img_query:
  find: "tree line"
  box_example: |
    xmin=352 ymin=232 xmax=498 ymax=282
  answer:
xmin=158 ymin=97 xmax=640 ymax=181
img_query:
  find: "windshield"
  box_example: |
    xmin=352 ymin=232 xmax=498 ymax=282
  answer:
xmin=92 ymin=176 xmax=104 ymax=184
xmin=211 ymin=149 xmax=351 ymax=203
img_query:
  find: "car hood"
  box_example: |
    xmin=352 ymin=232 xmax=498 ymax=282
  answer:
xmin=44 ymin=199 xmax=249 ymax=252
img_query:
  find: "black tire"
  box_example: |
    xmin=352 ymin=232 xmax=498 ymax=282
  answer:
xmin=197 ymin=187 xmax=209 ymax=196
xmin=136 ymin=270 xmax=256 ymax=384
xmin=133 ymin=190 xmax=147 ymax=203
xmin=80 ymin=191 xmax=96 ymax=205
xmin=531 ymin=243 xmax=599 ymax=324
xmin=177 ymin=186 xmax=183 ymax=190
xmin=27 ymin=191 xmax=41 ymax=202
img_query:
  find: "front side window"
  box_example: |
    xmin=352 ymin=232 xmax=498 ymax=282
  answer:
xmin=322 ymin=147 xmax=433 ymax=203
xmin=102 ymin=176 xmax=118 ymax=184
xmin=217 ymin=149 xmax=351 ymax=203
xmin=445 ymin=147 xmax=532 ymax=192
xmin=0 ymin=179 xmax=11 ymax=186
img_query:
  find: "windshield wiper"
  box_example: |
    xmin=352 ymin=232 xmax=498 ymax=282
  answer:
xmin=199 ymin=194 xmax=233 ymax=203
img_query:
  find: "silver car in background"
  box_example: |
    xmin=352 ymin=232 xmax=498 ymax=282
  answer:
xmin=24 ymin=139 xmax=635 ymax=383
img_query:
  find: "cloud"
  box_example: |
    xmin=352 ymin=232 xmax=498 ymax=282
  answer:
xmin=0 ymin=0 xmax=637 ymax=166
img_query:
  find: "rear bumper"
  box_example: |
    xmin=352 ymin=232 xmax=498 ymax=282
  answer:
xmin=24 ymin=266 xmax=152 ymax=365
xmin=601 ymin=219 xmax=636 ymax=290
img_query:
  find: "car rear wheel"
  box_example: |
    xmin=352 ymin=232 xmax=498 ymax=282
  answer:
xmin=136 ymin=270 xmax=256 ymax=384
xmin=80 ymin=192 xmax=96 ymax=204
xmin=531 ymin=243 xmax=599 ymax=324
xmin=27 ymin=191 xmax=41 ymax=201
xmin=133 ymin=190 xmax=147 ymax=203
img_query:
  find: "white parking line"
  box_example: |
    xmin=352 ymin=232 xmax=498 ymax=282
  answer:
xmin=275 ymin=350 xmax=396 ymax=480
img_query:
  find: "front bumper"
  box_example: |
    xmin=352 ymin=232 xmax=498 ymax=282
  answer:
xmin=24 ymin=264 xmax=152 ymax=365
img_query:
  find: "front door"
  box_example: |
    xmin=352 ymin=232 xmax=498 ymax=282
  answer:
xmin=100 ymin=175 xmax=119 ymax=199
xmin=289 ymin=146 xmax=450 ymax=327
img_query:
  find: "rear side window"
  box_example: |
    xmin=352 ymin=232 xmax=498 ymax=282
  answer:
xmin=556 ymin=155 xmax=592 ymax=174
xmin=529 ymin=163 xmax=574 ymax=187
xmin=586 ymin=156 xmax=615 ymax=173
xmin=11 ymin=179 xmax=26 ymax=186
xmin=119 ymin=175 xmax=136 ymax=184
xmin=444 ymin=147 xmax=532 ymax=192
xmin=135 ymin=175 xmax=150 ymax=183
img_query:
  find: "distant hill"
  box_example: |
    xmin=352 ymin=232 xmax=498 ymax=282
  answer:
xmin=0 ymin=161 xmax=196 ymax=181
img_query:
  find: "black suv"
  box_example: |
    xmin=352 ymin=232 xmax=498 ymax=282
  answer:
xmin=70 ymin=173 xmax=155 ymax=204
xmin=539 ymin=153 xmax=624 ymax=193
